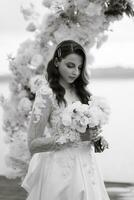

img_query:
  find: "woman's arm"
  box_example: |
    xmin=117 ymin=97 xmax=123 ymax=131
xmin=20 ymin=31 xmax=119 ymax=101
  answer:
xmin=27 ymin=87 xmax=56 ymax=155
xmin=29 ymin=136 xmax=57 ymax=156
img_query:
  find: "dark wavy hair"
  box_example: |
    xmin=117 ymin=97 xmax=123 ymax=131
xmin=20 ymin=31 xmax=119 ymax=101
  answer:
xmin=47 ymin=40 xmax=91 ymax=105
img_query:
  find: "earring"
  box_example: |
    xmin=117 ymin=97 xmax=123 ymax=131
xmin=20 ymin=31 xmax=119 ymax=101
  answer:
xmin=71 ymin=43 xmax=73 ymax=52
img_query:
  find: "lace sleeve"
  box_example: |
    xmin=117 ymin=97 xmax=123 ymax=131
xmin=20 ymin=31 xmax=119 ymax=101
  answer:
xmin=27 ymin=84 xmax=54 ymax=153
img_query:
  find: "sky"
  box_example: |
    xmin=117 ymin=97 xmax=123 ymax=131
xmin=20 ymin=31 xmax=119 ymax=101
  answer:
xmin=0 ymin=0 xmax=134 ymax=75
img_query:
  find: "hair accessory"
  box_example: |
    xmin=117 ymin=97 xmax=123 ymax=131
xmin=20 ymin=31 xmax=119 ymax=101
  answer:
xmin=71 ymin=43 xmax=74 ymax=52
xmin=57 ymin=48 xmax=61 ymax=58
xmin=54 ymin=57 xmax=59 ymax=67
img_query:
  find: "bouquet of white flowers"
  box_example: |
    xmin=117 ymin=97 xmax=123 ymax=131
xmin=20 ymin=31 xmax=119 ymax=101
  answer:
xmin=62 ymin=96 xmax=110 ymax=131
xmin=56 ymin=96 xmax=110 ymax=152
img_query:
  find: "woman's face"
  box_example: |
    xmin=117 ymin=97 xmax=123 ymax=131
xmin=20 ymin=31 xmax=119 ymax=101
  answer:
xmin=57 ymin=53 xmax=83 ymax=84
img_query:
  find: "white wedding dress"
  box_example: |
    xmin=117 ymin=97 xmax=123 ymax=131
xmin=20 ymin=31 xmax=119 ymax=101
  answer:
xmin=21 ymin=83 xmax=110 ymax=200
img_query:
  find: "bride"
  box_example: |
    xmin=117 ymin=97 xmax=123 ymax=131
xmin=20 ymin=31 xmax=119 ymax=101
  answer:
xmin=21 ymin=40 xmax=110 ymax=200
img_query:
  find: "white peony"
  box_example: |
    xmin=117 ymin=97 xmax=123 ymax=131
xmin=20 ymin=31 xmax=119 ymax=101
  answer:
xmin=20 ymin=3 xmax=35 ymax=21
xmin=18 ymin=97 xmax=32 ymax=114
xmin=31 ymin=54 xmax=43 ymax=67
xmin=26 ymin=22 xmax=37 ymax=32
xmin=42 ymin=0 xmax=53 ymax=8
xmin=85 ymin=3 xmax=102 ymax=17
xmin=29 ymin=75 xmax=47 ymax=93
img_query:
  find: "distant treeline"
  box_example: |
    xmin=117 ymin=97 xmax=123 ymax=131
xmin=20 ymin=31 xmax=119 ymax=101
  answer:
xmin=90 ymin=67 xmax=134 ymax=79
xmin=0 ymin=74 xmax=12 ymax=82
xmin=0 ymin=67 xmax=134 ymax=82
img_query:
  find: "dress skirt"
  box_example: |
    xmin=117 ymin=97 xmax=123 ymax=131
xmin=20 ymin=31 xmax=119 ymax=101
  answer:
xmin=21 ymin=142 xmax=110 ymax=200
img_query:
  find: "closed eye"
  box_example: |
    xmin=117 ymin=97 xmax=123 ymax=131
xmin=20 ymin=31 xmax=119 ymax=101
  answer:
xmin=66 ymin=62 xmax=82 ymax=70
xmin=66 ymin=62 xmax=75 ymax=68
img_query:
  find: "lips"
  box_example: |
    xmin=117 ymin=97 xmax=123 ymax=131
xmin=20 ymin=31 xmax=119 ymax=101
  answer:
xmin=69 ymin=76 xmax=77 ymax=79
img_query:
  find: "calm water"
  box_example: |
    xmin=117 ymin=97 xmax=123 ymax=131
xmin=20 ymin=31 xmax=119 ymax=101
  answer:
xmin=0 ymin=176 xmax=134 ymax=200
xmin=0 ymin=79 xmax=134 ymax=183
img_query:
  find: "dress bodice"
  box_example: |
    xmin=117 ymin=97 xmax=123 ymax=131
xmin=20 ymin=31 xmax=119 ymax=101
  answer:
xmin=31 ymin=82 xmax=81 ymax=141
xmin=46 ymin=87 xmax=82 ymax=144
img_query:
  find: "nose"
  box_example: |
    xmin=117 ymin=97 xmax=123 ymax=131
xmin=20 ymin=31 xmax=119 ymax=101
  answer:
xmin=72 ymin=67 xmax=79 ymax=76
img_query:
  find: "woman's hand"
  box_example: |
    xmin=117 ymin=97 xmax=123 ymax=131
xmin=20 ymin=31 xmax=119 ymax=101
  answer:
xmin=94 ymin=136 xmax=109 ymax=153
xmin=79 ymin=126 xmax=101 ymax=142
xmin=100 ymin=137 xmax=109 ymax=150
